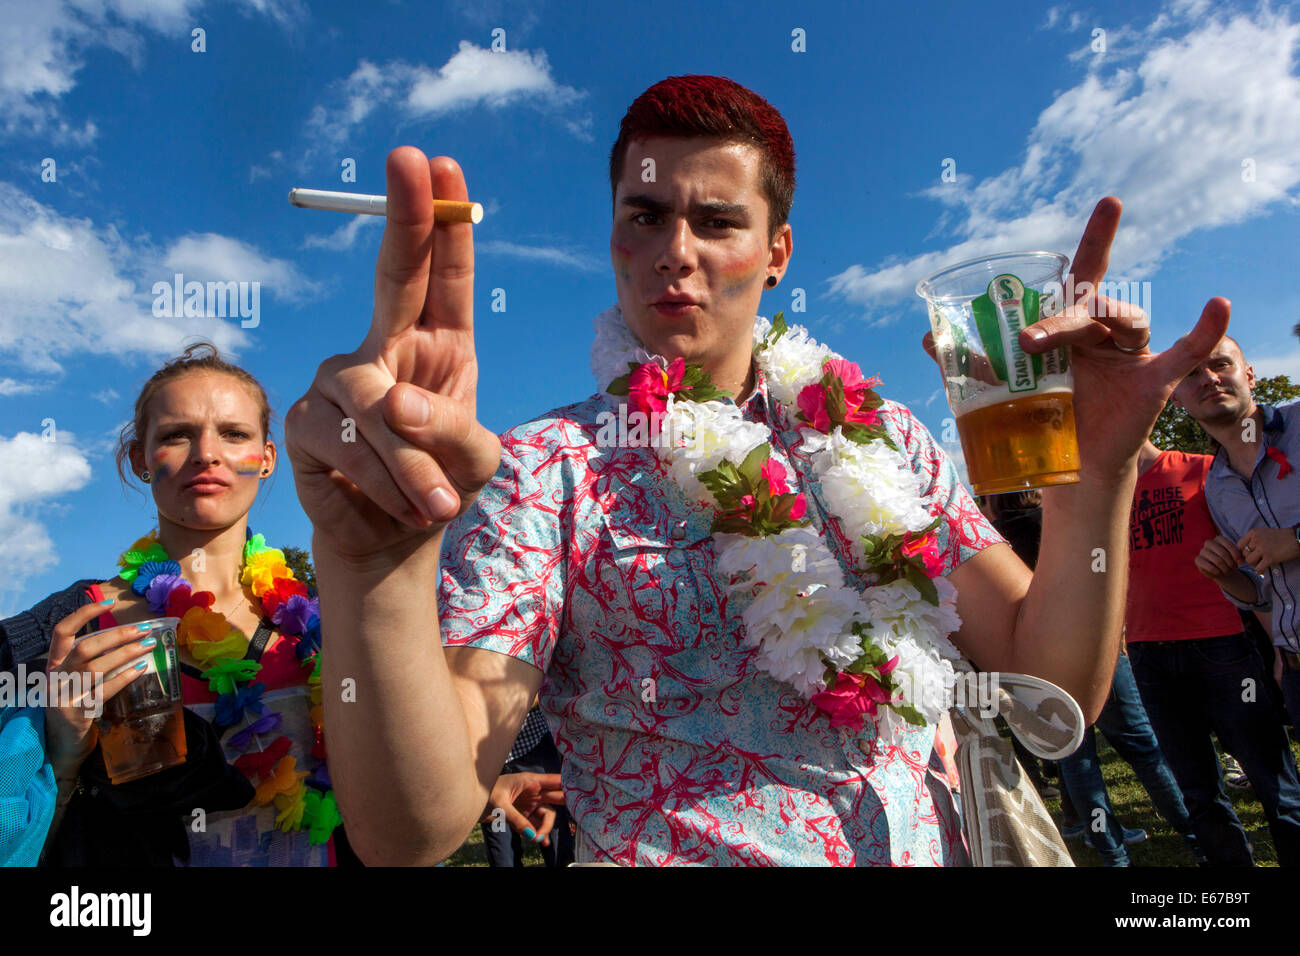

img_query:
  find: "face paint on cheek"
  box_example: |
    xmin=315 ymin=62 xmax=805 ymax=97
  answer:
xmin=718 ymin=248 xmax=766 ymax=299
xmin=150 ymin=450 xmax=172 ymax=482
xmin=612 ymin=244 xmax=633 ymax=282
xmin=231 ymin=454 xmax=264 ymax=477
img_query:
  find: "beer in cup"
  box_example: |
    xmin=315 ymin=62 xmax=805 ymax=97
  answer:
xmin=75 ymin=617 xmax=187 ymax=784
xmin=916 ymin=252 xmax=1080 ymax=496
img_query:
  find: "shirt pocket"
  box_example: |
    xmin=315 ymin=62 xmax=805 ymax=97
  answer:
xmin=593 ymin=509 xmax=723 ymax=653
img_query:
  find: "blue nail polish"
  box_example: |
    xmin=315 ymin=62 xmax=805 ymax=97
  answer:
xmin=140 ymin=637 xmax=157 ymax=648
xmin=133 ymin=662 xmax=147 ymax=671
xmin=522 ymin=827 xmax=536 ymax=841
xmin=98 ymin=598 xmax=114 ymax=606
xmin=136 ymin=622 xmax=153 ymax=631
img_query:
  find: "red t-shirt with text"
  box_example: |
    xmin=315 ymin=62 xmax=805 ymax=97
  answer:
xmin=1125 ymin=451 xmax=1243 ymax=641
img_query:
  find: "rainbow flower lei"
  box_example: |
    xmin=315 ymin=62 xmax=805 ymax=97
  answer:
xmin=117 ymin=531 xmax=341 ymax=844
xmin=594 ymin=305 xmax=965 ymax=744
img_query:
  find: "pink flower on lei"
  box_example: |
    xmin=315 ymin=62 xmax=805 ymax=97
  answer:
xmin=809 ymin=662 xmax=900 ymax=731
xmin=900 ymin=529 xmax=944 ymax=578
xmin=796 ymin=359 xmax=883 ymax=433
xmin=823 ymin=358 xmax=879 ymax=409
xmin=759 ymin=458 xmax=806 ymax=519
xmin=628 ymin=357 xmax=685 ymax=418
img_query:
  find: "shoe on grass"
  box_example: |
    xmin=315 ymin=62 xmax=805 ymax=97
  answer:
xmin=1061 ymin=822 xmax=1086 ymax=840
xmin=1222 ymin=754 xmax=1251 ymax=790
xmin=1224 ymin=771 xmax=1251 ymax=790
xmin=1122 ymin=827 xmax=1148 ymax=846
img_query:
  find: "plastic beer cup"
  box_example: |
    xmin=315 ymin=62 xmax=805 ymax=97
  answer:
xmin=76 ymin=617 xmax=187 ymax=784
xmin=916 ymin=252 xmax=1080 ymax=495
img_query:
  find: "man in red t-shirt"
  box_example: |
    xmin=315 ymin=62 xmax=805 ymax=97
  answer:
xmin=1125 ymin=438 xmax=1300 ymax=866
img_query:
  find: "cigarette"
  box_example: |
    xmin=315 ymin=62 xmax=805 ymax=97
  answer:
xmin=288 ymin=188 xmax=484 ymax=224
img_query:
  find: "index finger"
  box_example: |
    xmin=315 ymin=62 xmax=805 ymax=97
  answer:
xmin=528 ymin=772 xmax=563 ymax=792
xmin=47 ymin=600 xmax=115 ymax=669
xmin=1222 ymin=534 xmax=1246 ymax=564
xmin=1067 ymin=197 xmax=1121 ymax=303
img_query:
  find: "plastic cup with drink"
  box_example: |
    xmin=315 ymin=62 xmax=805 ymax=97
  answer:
xmin=75 ymin=617 xmax=187 ymax=784
xmin=916 ymin=251 xmax=1080 ymax=496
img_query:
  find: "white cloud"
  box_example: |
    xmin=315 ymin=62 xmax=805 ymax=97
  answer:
xmin=477 ymin=239 xmax=601 ymax=272
xmin=0 ymin=0 xmax=302 ymax=143
xmin=407 ymin=42 xmax=579 ymax=114
xmin=304 ymin=43 xmax=589 ymax=156
xmin=0 ymin=378 xmax=38 ymax=395
xmin=1251 ymin=349 xmax=1300 ymax=382
xmin=301 ymin=214 xmax=382 ymax=251
xmin=0 ymin=181 xmax=250 ymax=376
xmin=829 ymin=6 xmax=1300 ymax=309
xmin=163 ymin=233 xmax=321 ymax=301
xmin=0 ymin=430 xmax=93 ymax=614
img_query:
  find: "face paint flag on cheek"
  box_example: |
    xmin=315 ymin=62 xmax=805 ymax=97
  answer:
xmin=233 ymin=454 xmax=264 ymax=476
xmin=150 ymin=451 xmax=171 ymax=481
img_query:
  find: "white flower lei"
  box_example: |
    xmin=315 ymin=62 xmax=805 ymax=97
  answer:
xmin=592 ymin=304 xmax=966 ymax=743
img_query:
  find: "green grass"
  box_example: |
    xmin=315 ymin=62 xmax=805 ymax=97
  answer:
xmin=1042 ymin=735 xmax=1300 ymax=867
xmin=444 ymin=820 xmax=550 ymax=867
xmin=441 ymin=736 xmax=1300 ymax=866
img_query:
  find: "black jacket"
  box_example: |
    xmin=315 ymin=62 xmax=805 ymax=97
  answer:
xmin=1 ymin=580 xmax=361 ymax=866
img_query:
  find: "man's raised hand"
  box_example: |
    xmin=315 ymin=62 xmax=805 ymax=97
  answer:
xmin=286 ymin=148 xmax=501 ymax=562
xmin=1014 ymin=197 xmax=1230 ymax=480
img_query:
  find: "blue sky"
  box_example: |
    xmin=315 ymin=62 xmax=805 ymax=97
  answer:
xmin=1 ymin=0 xmax=1298 ymax=615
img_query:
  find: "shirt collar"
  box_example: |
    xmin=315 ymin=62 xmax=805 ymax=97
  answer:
xmin=734 ymin=360 xmax=771 ymax=418
xmin=1260 ymin=403 xmax=1285 ymax=433
xmin=1208 ymin=403 xmax=1286 ymax=479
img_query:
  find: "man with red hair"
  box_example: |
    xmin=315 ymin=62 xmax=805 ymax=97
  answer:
xmin=287 ymin=76 xmax=1230 ymax=865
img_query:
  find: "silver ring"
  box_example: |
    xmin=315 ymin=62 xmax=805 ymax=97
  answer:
xmin=1245 ymin=545 xmax=1253 ymax=552
xmin=1111 ymin=331 xmax=1151 ymax=353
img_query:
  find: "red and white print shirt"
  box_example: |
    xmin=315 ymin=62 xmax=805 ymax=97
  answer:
xmin=439 ymin=367 xmax=1003 ymax=865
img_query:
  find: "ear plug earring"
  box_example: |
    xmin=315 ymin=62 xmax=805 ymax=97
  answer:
xmin=766 ymin=275 xmax=778 ymax=287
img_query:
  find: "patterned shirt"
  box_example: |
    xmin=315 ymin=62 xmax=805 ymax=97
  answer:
xmin=439 ymin=365 xmax=1003 ymax=865
xmin=1204 ymin=402 xmax=1300 ymax=651
xmin=506 ymin=706 xmax=552 ymax=764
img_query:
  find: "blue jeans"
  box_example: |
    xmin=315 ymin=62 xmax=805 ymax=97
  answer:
xmin=1129 ymin=634 xmax=1300 ymax=867
xmin=1059 ymin=652 xmax=1193 ymax=865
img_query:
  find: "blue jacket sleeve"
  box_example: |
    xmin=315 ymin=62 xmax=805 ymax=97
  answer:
xmin=0 ymin=705 xmax=57 ymax=867
xmin=0 ymin=579 xmax=104 ymax=866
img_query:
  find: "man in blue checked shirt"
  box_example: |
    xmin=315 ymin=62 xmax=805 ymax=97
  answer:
xmin=1173 ymin=336 xmax=1300 ymax=725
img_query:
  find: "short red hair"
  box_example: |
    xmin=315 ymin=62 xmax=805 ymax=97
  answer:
xmin=609 ymin=75 xmax=796 ymax=239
